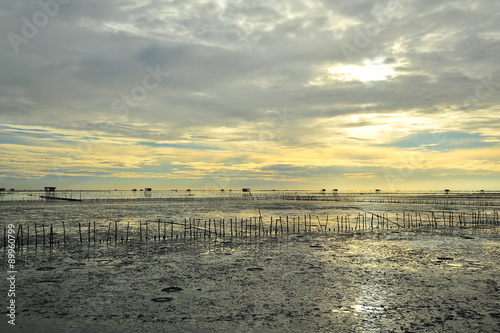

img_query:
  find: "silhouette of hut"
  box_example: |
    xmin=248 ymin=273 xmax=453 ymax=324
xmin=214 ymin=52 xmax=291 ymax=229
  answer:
xmin=44 ymin=187 xmax=56 ymax=197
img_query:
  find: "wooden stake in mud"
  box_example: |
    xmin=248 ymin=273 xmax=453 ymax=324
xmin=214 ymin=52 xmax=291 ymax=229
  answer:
xmin=145 ymin=221 xmax=149 ymax=242
xmin=139 ymin=221 xmax=142 ymax=242
xmin=34 ymin=223 xmax=38 ymax=248
xmin=78 ymin=223 xmax=82 ymax=244
xmin=115 ymin=221 xmax=118 ymax=243
xmin=49 ymin=224 xmax=53 ymax=247
xmin=126 ymin=221 xmax=130 ymax=242
xmin=62 ymin=221 xmax=66 ymax=245
xmin=106 ymin=222 xmax=111 ymax=243
xmin=183 ymin=218 xmax=187 ymax=239
xmin=42 ymin=224 xmax=46 ymax=247
xmin=93 ymin=221 xmax=96 ymax=244
xmin=194 ymin=219 xmax=199 ymax=239
xmin=157 ymin=219 xmax=161 ymax=241
xmin=88 ymin=222 xmax=91 ymax=244
xmin=171 ymin=220 xmax=174 ymax=239
xmin=316 ymin=216 xmax=322 ymax=233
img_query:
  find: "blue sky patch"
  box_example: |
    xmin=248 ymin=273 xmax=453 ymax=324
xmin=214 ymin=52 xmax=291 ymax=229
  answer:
xmin=380 ymin=131 xmax=497 ymax=151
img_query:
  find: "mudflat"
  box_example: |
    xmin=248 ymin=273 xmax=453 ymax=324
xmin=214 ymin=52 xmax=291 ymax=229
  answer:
xmin=2 ymin=228 xmax=499 ymax=333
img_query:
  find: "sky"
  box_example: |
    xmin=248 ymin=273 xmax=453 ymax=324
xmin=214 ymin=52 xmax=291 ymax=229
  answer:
xmin=1 ymin=0 xmax=499 ymax=191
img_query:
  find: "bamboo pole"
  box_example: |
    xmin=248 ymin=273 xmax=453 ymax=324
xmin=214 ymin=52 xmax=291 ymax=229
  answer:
xmin=62 ymin=221 xmax=66 ymax=245
xmin=78 ymin=223 xmax=82 ymax=244
xmin=139 ymin=221 xmax=142 ymax=242
xmin=126 ymin=221 xmax=130 ymax=242
xmin=20 ymin=225 xmax=24 ymax=248
xmin=171 ymin=220 xmax=174 ymax=239
xmin=49 ymin=224 xmax=53 ymax=247
xmin=157 ymin=219 xmax=161 ymax=241
xmin=183 ymin=218 xmax=187 ymax=239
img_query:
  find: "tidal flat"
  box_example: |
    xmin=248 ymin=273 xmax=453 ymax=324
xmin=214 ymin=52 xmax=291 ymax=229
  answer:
xmin=2 ymin=228 xmax=499 ymax=332
xmin=2 ymin=194 xmax=500 ymax=332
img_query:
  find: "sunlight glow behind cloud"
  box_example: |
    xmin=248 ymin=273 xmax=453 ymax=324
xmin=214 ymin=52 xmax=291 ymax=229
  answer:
xmin=0 ymin=0 xmax=499 ymax=190
xmin=328 ymin=59 xmax=396 ymax=82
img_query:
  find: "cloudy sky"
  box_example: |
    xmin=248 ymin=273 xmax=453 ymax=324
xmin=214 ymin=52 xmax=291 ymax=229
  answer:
xmin=1 ymin=0 xmax=499 ymax=191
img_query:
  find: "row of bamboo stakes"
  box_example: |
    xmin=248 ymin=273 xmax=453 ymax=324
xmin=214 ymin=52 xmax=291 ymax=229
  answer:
xmin=3 ymin=193 xmax=500 ymax=207
xmin=2 ymin=210 xmax=499 ymax=249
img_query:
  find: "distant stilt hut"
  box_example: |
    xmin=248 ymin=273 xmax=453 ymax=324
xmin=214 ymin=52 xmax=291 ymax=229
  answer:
xmin=242 ymin=188 xmax=252 ymax=197
xmin=44 ymin=186 xmax=56 ymax=198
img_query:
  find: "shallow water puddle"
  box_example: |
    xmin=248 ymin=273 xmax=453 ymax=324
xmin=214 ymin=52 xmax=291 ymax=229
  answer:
xmin=353 ymin=304 xmax=385 ymax=313
xmin=330 ymin=304 xmax=385 ymax=314
xmin=445 ymin=262 xmax=463 ymax=268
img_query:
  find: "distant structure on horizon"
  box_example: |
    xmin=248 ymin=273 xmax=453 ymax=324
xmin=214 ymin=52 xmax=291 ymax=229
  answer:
xmin=44 ymin=186 xmax=57 ymax=198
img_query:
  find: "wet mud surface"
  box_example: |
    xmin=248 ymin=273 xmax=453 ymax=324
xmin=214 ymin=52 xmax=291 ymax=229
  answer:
xmin=2 ymin=229 xmax=499 ymax=332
